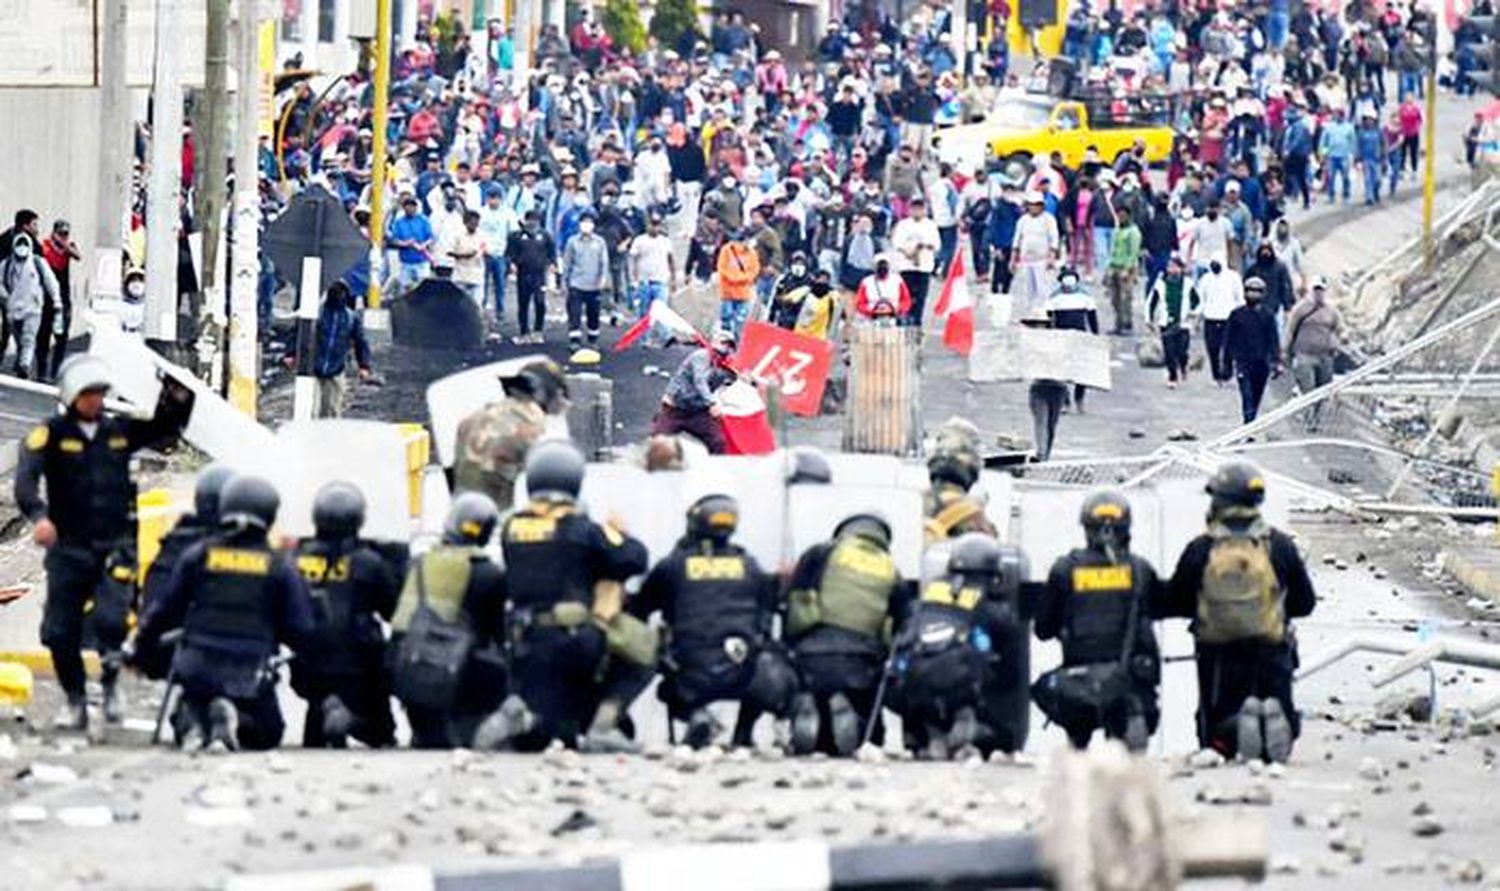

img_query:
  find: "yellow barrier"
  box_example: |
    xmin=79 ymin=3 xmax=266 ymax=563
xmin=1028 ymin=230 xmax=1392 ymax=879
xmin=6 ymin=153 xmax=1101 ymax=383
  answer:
xmin=398 ymin=423 xmax=432 ymax=517
xmin=137 ymin=488 xmax=185 ymax=580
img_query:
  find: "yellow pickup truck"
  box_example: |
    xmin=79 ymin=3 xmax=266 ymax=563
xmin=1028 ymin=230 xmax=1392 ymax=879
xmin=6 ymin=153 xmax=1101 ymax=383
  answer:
xmin=932 ymin=96 xmax=1174 ymax=180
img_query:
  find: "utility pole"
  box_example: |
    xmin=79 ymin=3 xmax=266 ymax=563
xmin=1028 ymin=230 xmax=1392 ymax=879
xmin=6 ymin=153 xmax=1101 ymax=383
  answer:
xmin=229 ymin=0 xmax=265 ymax=416
xmin=1422 ymin=18 xmax=1439 ymax=273
xmin=514 ymin=0 xmax=535 ymax=89
xmin=368 ymin=0 xmax=393 ymax=309
xmin=952 ymin=0 xmax=968 ymax=79
xmin=93 ymin=0 xmax=129 ymax=303
xmin=198 ymin=0 xmax=232 ymax=307
xmin=147 ymin=0 xmax=185 ymax=344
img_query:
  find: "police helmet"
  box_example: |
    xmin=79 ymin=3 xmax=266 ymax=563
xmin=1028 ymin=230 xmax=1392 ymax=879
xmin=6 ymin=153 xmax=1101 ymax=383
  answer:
xmin=312 ymin=481 xmax=367 ymax=541
xmin=193 ymin=464 xmax=238 ymax=524
xmin=57 ymin=354 xmax=112 ymax=407
xmin=687 ymin=494 xmax=739 ymax=542
xmin=786 ymin=447 xmax=833 ymax=484
xmin=1205 ymin=461 xmax=1267 ymax=508
xmin=1080 ymin=489 xmax=1132 ymax=531
xmin=524 ymin=439 xmax=586 ymax=499
xmin=219 ymin=475 xmax=281 ymax=531
xmin=501 ymin=360 xmax=570 ymax=414
xmin=833 ymin=512 xmax=892 ymax=549
xmin=947 ymin=533 xmax=1002 ymax=577
xmin=444 ymin=491 xmax=499 ymax=545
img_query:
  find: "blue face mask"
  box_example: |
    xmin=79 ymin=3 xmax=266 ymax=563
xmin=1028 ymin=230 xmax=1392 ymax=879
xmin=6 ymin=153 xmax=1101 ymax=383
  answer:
xmin=761 ymin=169 xmax=774 ymax=190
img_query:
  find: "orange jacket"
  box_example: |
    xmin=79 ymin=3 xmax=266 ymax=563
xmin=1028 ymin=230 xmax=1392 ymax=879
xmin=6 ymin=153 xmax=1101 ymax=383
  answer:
xmin=717 ymin=241 xmax=760 ymax=302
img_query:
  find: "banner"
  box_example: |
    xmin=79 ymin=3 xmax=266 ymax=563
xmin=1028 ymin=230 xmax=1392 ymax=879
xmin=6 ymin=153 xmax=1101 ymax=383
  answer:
xmin=967 ymin=326 xmax=1114 ymax=390
xmin=733 ymin=321 xmax=835 ymax=417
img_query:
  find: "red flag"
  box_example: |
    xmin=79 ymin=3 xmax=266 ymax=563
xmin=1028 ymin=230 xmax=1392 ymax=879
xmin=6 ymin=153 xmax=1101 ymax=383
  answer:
xmin=613 ymin=300 xmax=706 ymax=352
xmin=934 ymin=251 xmax=974 ymax=356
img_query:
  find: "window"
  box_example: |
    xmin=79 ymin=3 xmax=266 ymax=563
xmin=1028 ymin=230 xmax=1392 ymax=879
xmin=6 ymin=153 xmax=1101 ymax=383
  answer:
xmin=281 ymin=0 xmax=303 ymax=42
xmin=318 ymin=0 xmax=336 ymax=42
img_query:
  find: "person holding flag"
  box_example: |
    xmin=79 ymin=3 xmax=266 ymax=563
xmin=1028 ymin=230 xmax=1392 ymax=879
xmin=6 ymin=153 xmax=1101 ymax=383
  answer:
xmin=650 ymin=330 xmax=740 ymax=455
xmin=932 ymin=249 xmax=975 ymax=356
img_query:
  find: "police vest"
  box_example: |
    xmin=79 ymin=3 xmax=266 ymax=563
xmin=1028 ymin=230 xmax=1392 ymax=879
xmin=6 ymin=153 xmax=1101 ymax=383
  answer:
xmin=1061 ymin=550 xmax=1146 ymax=665
xmin=184 ymin=541 xmax=279 ymax=647
xmin=909 ymin=582 xmax=981 ymax=657
xmin=794 ymin=536 xmax=896 ymax=639
xmin=28 ymin=416 xmax=137 ymax=545
xmin=670 ymin=545 xmax=763 ymax=653
xmin=501 ymin=500 xmax=597 ymax=611
xmin=391 ymin=546 xmax=477 ymax=633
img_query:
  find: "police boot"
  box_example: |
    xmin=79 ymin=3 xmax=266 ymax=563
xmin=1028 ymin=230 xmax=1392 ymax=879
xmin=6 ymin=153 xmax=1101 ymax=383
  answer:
xmin=1261 ymin=699 xmax=1293 ymax=764
xmin=1123 ymin=714 xmax=1150 ymax=753
xmin=827 ymin=693 xmax=861 ymax=757
xmin=1235 ymin=697 xmax=1266 ymax=763
xmin=947 ymin=706 xmax=980 ymax=760
xmin=473 ymin=695 xmax=536 ymax=751
xmin=321 ymin=695 xmax=354 ymax=748
xmin=101 ymin=659 xmax=125 ymax=724
xmin=580 ymin=700 xmax=639 ymax=755
xmin=206 ymin=697 xmax=241 ymax=753
xmin=51 ymin=697 xmax=88 ymax=733
xmin=789 ymin=693 xmax=819 ymax=756
xmin=921 ymin=722 xmax=951 ymax=761
xmin=684 ymin=708 xmax=723 ymax=750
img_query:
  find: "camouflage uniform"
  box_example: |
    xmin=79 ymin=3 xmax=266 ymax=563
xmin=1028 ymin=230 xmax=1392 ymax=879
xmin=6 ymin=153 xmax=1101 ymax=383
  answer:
xmin=453 ymin=398 xmax=548 ymax=512
xmin=924 ymin=482 xmax=996 ymax=541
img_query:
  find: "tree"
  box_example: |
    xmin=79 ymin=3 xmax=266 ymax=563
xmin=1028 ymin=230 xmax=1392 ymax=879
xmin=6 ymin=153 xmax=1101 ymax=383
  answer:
xmin=602 ymin=0 xmax=648 ymax=54
xmin=649 ymin=0 xmax=698 ymax=49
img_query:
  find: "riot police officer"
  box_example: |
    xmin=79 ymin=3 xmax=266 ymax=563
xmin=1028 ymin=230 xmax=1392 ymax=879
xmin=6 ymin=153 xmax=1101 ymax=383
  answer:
xmin=1034 ymin=491 xmax=1164 ymax=752
xmin=389 ymin=492 xmax=508 ymax=749
xmin=924 ymin=417 xmax=996 ymax=541
xmin=453 ymin=360 xmax=569 ymax=512
xmin=131 ymin=476 xmax=312 ymax=751
xmin=136 ymin=464 xmax=237 ymax=680
xmin=630 ymin=494 xmax=797 ymax=749
xmin=500 ymin=440 xmax=652 ymax=753
xmin=1161 ymin=463 xmax=1316 ymax=762
xmin=291 ymin=482 xmax=403 ymax=748
xmin=783 ymin=513 xmax=910 ymax=757
xmin=15 ymin=354 xmax=192 ymax=729
xmin=891 ymin=534 xmax=1022 ymax=760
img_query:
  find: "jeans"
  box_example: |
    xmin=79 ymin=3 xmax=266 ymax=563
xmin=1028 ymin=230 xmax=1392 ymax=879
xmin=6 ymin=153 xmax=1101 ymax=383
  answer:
xmin=566 ymin=287 xmax=602 ymax=343
xmin=1203 ymin=318 xmax=1231 ymax=382
xmin=634 ymin=280 xmax=667 ymax=318
xmin=1267 ymin=10 xmax=1289 ymax=49
xmin=720 ymin=299 xmax=750 ymax=338
xmin=9 ymin=312 xmax=40 ymax=379
xmin=516 ymin=273 xmax=546 ymax=335
xmin=1324 ymin=156 xmax=1351 ymax=202
xmin=456 ymin=281 xmax=482 ymax=306
xmin=1284 ymin=154 xmax=1311 ymax=209
xmin=1235 ymin=359 xmax=1272 ymax=423
xmin=484 ymin=254 xmax=508 ymax=317
xmin=1029 ymin=380 xmax=1069 ymax=461
xmin=1092 ymin=227 xmax=1116 ymax=275
xmin=1402 ymin=134 xmax=1420 ymax=173
xmin=1388 ymin=153 xmax=1402 ymax=195
xmin=1162 ymin=326 xmax=1190 ymax=382
xmin=398 ymin=261 xmax=430 ymax=291
xmin=1106 ymin=267 xmax=1137 ymax=332
xmin=969 ymin=228 xmax=989 ymax=278
xmin=900 ymin=270 xmax=931 ymax=327
xmin=1399 ymin=71 xmax=1422 ymax=101
xmin=936 ymin=226 xmax=958 ymax=274
xmin=1361 ymin=158 xmax=1382 ymax=204
xmin=1143 ymin=251 xmax=1170 ymax=303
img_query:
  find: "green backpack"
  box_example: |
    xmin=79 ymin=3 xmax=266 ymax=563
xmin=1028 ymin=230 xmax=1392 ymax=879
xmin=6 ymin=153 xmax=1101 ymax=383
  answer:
xmin=1197 ymin=529 xmax=1285 ymax=645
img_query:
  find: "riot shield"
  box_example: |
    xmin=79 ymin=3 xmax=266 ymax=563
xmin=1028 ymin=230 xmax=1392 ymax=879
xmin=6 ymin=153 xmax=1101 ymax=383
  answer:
xmin=251 ymin=420 xmax=412 ymax=543
xmin=425 ymin=355 xmax=570 ymax=468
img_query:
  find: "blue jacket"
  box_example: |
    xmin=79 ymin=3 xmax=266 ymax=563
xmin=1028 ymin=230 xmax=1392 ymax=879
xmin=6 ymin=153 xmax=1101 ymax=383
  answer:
xmin=314 ymin=300 xmax=371 ymax=378
xmin=1355 ymin=125 xmax=1384 ymax=162
xmin=987 ymin=200 xmax=1021 ymax=252
xmin=1319 ymin=120 xmax=1357 ymax=159
xmin=389 ymin=213 xmax=434 ymax=264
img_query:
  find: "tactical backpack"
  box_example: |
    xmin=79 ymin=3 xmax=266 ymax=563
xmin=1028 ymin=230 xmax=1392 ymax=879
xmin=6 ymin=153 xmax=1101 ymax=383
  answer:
xmin=1197 ymin=530 xmax=1285 ymax=644
xmin=391 ymin=550 xmax=475 ymax=710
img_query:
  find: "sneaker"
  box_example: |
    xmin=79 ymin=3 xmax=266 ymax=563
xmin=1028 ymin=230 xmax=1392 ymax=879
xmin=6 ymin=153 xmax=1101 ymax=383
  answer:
xmin=579 ymin=725 xmax=640 ymax=754
xmin=320 ymin=695 xmax=354 ymax=748
xmin=1261 ymin=699 xmax=1294 ymax=764
xmin=684 ymin=708 xmax=723 ymax=750
xmin=51 ymin=699 xmax=88 ymax=733
xmin=828 ymin=693 xmax=860 ymax=757
xmin=947 ymin=706 xmax=979 ymax=755
xmin=1235 ymin=697 xmax=1265 ymax=763
xmin=206 ymin=697 xmax=240 ymax=753
xmin=921 ymin=724 xmax=951 ymax=761
xmin=511 ymin=334 xmax=529 ymax=345
xmin=789 ymin=693 xmax=818 ymax=755
xmin=472 ymin=695 xmax=535 ymax=751
xmin=178 ymin=715 xmax=207 ymax=753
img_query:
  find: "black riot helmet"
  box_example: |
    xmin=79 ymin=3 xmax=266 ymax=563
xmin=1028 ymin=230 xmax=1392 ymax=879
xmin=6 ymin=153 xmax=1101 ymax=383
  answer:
xmin=833 ymin=512 xmax=892 ymax=550
xmin=219 ymin=475 xmax=281 ymax=531
xmin=1205 ymin=461 xmax=1267 ymax=511
xmin=786 ymin=447 xmax=833 ymax=484
xmin=312 ymin=481 xmax=367 ymax=541
xmin=1080 ymin=489 xmax=1132 ymax=554
xmin=947 ymin=532 xmax=1002 ymax=579
xmin=444 ymin=491 xmax=499 ymax=545
xmin=687 ymin=494 xmax=740 ymax=544
xmin=501 ymin=360 xmax=570 ymax=414
xmin=525 ymin=439 xmax=586 ymax=499
xmin=193 ymin=464 xmax=238 ymax=525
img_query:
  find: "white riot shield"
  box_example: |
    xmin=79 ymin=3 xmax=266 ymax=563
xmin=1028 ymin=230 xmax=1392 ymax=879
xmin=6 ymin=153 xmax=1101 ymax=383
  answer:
xmin=425 ymin=355 xmax=568 ymax=467
xmin=88 ymin=314 xmax=280 ymax=469
xmin=576 ymin=463 xmax=695 ymax=564
xmin=787 ymin=484 xmax=926 ymax=578
xmin=253 ymin=421 xmax=412 ymax=543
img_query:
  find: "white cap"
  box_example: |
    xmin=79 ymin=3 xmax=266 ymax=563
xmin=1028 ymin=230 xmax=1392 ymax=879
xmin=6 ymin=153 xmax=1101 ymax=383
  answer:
xmin=1024 ymin=190 xmax=1045 ymax=204
xmin=1311 ymin=275 xmax=1329 ymax=290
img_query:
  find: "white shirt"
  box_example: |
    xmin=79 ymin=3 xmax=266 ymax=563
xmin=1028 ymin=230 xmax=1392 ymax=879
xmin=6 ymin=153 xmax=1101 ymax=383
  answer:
xmin=449 ymin=230 xmax=487 ymax=285
xmin=629 ymin=233 xmax=674 ymax=284
xmin=1012 ymin=212 xmax=1060 ymax=263
xmin=1194 ymin=216 xmax=1233 ymax=267
xmin=926 ymin=178 xmax=961 ymax=228
xmin=1197 ymin=268 xmax=1244 ymax=321
xmin=891 ymin=216 xmax=941 ymax=273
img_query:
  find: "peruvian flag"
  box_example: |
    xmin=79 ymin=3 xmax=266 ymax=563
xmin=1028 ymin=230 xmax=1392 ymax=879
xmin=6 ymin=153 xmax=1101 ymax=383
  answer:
xmin=932 ymin=250 xmax=975 ymax=356
xmin=613 ymin=299 xmax=707 ymax=353
xmin=717 ymin=379 xmax=777 ymax=455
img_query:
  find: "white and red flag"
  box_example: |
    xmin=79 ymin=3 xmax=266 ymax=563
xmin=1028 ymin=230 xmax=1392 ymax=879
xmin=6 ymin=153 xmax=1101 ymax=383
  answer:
xmin=932 ymin=250 xmax=975 ymax=356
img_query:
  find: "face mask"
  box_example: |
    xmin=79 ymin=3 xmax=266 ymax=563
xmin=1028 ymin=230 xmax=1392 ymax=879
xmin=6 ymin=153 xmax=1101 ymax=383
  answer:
xmin=1210 ymin=261 xmax=1223 ymax=274
xmin=1060 ymin=275 xmax=1079 ymax=290
xmin=12 ymin=243 xmax=29 ymax=260
xmin=722 ymin=179 xmax=737 ymax=190
xmin=126 ymin=281 xmax=145 ymax=298
xmin=580 ymin=220 xmax=595 ymax=234
xmin=875 ymin=264 xmax=889 ymax=277
xmin=603 ymin=194 xmax=617 ymax=205
xmin=791 ymin=263 xmax=806 ymax=275
xmin=445 ymin=199 xmax=458 ymax=210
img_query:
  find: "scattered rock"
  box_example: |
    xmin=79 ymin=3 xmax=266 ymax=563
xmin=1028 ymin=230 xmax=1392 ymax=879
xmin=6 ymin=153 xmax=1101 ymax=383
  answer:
xmin=1127 ymin=427 xmax=1146 ymax=439
xmin=18 ymin=762 xmax=78 ymax=785
xmin=1412 ymin=801 xmax=1433 ymax=816
xmin=1269 ymin=855 xmax=1302 ymax=875
xmin=1187 ymin=749 xmax=1225 ymax=769
xmin=854 ymin=743 xmax=886 ymax=763
xmin=1357 ymin=757 xmax=1384 ymax=781
xmin=1165 ymin=428 xmax=1197 ymax=442
xmin=550 ymin=809 xmax=599 ymax=837
xmin=1411 ymin=816 xmax=1444 ymax=838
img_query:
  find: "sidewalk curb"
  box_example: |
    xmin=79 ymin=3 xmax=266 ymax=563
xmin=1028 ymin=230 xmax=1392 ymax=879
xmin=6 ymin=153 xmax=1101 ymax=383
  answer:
xmin=1440 ymin=548 xmax=1500 ymax=605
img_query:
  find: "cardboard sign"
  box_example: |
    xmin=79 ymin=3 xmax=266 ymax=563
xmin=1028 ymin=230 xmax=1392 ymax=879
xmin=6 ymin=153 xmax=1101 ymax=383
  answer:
xmin=733 ymin=321 xmax=835 ymax=417
xmin=967 ymin=326 xmax=1114 ymax=390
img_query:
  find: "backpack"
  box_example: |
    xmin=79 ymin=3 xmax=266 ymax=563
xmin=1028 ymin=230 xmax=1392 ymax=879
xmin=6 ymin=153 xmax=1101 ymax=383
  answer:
xmin=1197 ymin=530 xmax=1284 ymax=644
xmin=391 ymin=553 xmax=475 ymax=710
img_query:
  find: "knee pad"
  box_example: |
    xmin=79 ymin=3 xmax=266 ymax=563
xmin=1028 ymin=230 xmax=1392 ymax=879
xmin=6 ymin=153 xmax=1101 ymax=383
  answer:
xmin=745 ymin=648 xmax=798 ymax=716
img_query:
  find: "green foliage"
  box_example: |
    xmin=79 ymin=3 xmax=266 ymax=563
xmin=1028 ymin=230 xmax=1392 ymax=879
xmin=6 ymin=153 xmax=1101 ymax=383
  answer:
xmin=649 ymin=0 xmax=699 ymax=49
xmin=602 ymin=0 xmax=649 ymax=53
